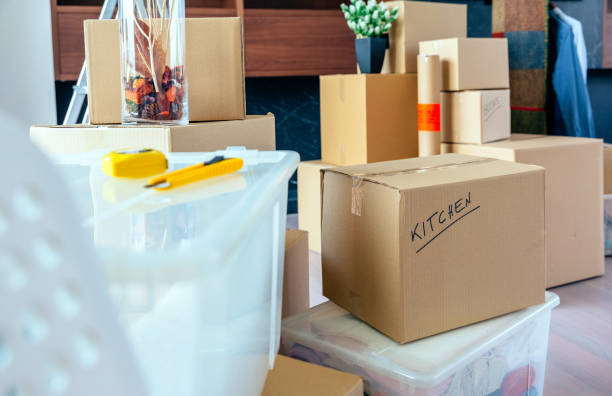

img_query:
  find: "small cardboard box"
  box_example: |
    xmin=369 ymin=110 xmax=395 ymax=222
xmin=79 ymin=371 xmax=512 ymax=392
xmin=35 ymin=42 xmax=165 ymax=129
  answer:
xmin=321 ymin=154 xmax=545 ymax=343
xmin=297 ymin=160 xmax=336 ymax=253
xmin=84 ymin=18 xmax=245 ymax=124
xmin=441 ymin=89 xmax=510 ymax=144
xmin=30 ymin=115 xmax=275 ymax=156
xmin=384 ymin=1 xmax=467 ymax=73
xmin=320 ymin=74 xmax=418 ymax=166
xmin=419 ymin=38 xmax=510 ymax=91
xmin=443 ymin=134 xmax=604 ymax=287
xmin=262 ymin=355 xmax=363 ymax=396
xmin=604 ymin=144 xmax=612 ymax=194
xmin=283 ymin=229 xmax=310 ymax=319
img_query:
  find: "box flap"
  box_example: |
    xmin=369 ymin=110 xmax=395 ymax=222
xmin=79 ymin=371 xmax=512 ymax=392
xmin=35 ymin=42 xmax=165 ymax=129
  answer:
xmin=323 ymin=153 xmax=542 ymax=191
xmin=262 ymin=355 xmax=363 ymax=396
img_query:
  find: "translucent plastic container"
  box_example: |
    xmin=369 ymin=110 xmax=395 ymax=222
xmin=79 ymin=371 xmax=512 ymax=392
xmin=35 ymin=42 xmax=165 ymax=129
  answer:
xmin=282 ymin=292 xmax=559 ymax=396
xmin=56 ymin=149 xmax=299 ymax=396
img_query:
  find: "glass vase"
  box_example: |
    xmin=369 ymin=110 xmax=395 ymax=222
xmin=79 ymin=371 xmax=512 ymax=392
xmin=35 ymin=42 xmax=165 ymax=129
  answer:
xmin=119 ymin=0 xmax=188 ymax=125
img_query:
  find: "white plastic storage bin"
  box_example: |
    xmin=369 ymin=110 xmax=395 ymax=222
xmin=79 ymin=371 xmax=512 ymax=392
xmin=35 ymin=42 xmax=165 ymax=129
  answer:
xmin=282 ymin=292 xmax=559 ymax=396
xmin=56 ymin=149 xmax=299 ymax=396
xmin=605 ymin=194 xmax=612 ymax=256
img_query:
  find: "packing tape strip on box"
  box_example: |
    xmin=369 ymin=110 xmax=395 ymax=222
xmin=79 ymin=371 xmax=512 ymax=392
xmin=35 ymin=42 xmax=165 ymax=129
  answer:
xmin=348 ymin=158 xmax=496 ymax=216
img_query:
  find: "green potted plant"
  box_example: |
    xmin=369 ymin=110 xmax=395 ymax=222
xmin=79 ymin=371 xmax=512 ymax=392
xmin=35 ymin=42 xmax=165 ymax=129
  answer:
xmin=341 ymin=0 xmax=399 ymax=73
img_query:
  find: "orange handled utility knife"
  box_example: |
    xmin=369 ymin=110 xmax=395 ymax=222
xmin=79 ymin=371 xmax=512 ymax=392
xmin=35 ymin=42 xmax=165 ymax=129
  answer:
xmin=145 ymin=156 xmax=244 ymax=191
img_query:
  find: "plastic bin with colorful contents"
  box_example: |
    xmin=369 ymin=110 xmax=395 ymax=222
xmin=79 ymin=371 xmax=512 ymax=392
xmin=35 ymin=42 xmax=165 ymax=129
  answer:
xmin=281 ymin=292 xmax=559 ymax=396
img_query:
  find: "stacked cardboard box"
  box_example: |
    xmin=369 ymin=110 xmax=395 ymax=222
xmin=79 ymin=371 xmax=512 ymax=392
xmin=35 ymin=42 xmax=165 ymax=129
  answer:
xmin=443 ymin=135 xmax=604 ymax=287
xmin=300 ymin=1 xmax=468 ymax=253
xmin=420 ymin=38 xmax=511 ymax=144
xmin=416 ymin=38 xmax=604 ymax=287
xmin=30 ymin=18 xmax=275 ymax=155
xmin=283 ymin=3 xmax=602 ymax=395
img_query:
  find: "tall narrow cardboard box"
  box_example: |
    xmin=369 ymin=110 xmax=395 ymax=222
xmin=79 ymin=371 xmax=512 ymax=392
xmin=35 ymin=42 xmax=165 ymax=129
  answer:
xmin=297 ymin=160 xmax=335 ymax=253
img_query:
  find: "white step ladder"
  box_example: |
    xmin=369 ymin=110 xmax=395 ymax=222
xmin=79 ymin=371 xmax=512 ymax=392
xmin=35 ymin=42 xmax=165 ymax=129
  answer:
xmin=63 ymin=0 xmax=118 ymax=125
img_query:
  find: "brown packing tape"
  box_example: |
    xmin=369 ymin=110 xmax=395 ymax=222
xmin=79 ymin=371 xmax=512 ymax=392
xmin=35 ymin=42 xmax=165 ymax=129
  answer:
xmin=349 ymin=158 xmax=496 ymax=216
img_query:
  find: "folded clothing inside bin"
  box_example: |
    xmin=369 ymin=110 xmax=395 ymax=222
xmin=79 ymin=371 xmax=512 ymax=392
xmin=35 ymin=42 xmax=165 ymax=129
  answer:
xmin=281 ymin=293 xmax=559 ymax=396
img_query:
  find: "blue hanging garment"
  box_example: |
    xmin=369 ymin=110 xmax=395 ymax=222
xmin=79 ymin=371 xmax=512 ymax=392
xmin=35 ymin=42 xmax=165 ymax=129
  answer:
xmin=549 ymin=11 xmax=595 ymax=138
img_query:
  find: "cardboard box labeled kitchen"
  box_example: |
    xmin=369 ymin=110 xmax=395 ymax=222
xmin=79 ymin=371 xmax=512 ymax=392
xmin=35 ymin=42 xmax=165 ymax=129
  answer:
xmin=262 ymin=355 xmax=363 ymax=396
xmin=443 ymin=134 xmax=604 ymax=287
xmin=85 ymin=18 xmax=245 ymax=124
xmin=441 ymin=89 xmax=510 ymax=144
xmin=383 ymin=1 xmax=466 ymax=73
xmin=419 ymin=38 xmax=509 ymax=91
xmin=30 ymin=115 xmax=275 ymax=156
xmin=321 ymin=154 xmax=545 ymax=343
xmin=320 ymin=74 xmax=418 ymax=166
xmin=298 ymin=160 xmax=335 ymax=253
xmin=283 ymin=229 xmax=310 ymax=318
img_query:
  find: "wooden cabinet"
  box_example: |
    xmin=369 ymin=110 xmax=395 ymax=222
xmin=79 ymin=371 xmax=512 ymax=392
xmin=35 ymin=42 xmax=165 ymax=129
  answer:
xmin=244 ymin=9 xmax=354 ymax=76
xmin=50 ymin=0 xmax=355 ymax=80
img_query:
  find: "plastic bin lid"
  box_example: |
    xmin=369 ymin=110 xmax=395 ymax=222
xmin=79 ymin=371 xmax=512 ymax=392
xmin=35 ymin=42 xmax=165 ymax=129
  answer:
xmin=282 ymin=292 xmax=559 ymax=387
xmin=54 ymin=149 xmax=299 ymax=269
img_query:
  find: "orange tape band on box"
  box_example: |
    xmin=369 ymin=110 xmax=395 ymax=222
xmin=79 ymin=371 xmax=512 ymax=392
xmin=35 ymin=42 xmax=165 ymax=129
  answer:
xmin=417 ymin=103 xmax=441 ymax=132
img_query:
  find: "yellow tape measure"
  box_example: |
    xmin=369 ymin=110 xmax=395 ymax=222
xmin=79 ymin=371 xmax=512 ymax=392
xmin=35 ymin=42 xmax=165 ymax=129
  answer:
xmin=102 ymin=149 xmax=168 ymax=178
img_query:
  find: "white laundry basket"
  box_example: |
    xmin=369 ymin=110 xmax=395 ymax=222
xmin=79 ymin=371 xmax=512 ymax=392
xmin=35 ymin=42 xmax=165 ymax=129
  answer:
xmin=0 ymin=129 xmax=146 ymax=396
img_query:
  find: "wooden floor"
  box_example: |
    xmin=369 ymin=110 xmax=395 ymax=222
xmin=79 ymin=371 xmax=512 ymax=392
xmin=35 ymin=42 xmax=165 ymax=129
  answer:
xmin=546 ymin=258 xmax=612 ymax=395
xmin=287 ymin=215 xmax=612 ymax=395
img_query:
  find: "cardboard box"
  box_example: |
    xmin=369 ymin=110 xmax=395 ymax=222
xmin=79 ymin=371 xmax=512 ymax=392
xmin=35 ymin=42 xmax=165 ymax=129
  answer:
xmin=262 ymin=355 xmax=363 ymax=396
xmin=443 ymin=134 xmax=604 ymax=287
xmin=419 ymin=38 xmax=510 ymax=91
xmin=85 ymin=18 xmax=245 ymax=124
xmin=30 ymin=114 xmax=275 ymax=156
xmin=297 ymin=161 xmax=335 ymax=253
xmin=604 ymin=144 xmax=612 ymax=194
xmin=321 ymin=154 xmax=545 ymax=343
xmin=384 ymin=1 xmax=467 ymax=73
xmin=320 ymin=74 xmax=418 ymax=166
xmin=283 ymin=229 xmax=310 ymax=318
xmin=441 ymin=89 xmax=510 ymax=144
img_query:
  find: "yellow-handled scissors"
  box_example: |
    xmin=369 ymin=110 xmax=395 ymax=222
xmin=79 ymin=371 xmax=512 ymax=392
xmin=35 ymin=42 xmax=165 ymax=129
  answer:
xmin=145 ymin=156 xmax=244 ymax=191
